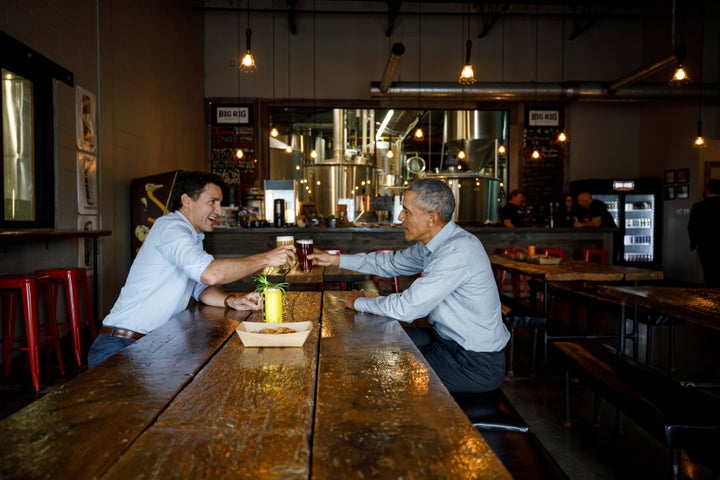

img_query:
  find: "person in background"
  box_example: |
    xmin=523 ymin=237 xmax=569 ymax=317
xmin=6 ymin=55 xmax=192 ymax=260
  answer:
xmin=500 ymin=189 xmax=526 ymax=227
xmin=688 ymin=178 xmax=720 ymax=287
xmin=573 ymin=191 xmax=616 ymax=228
xmin=308 ymin=178 xmax=510 ymax=394
xmin=554 ymin=193 xmax=577 ymax=228
xmin=87 ymin=171 xmax=296 ymax=367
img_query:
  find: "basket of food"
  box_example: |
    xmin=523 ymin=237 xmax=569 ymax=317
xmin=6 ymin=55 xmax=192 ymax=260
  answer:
xmin=236 ymin=321 xmax=313 ymax=347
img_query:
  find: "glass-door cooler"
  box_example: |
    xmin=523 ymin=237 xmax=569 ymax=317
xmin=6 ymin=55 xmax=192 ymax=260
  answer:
xmin=570 ymin=177 xmax=662 ymax=268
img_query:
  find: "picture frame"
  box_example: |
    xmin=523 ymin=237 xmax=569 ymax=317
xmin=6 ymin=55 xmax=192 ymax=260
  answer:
xmin=664 ymin=185 xmax=676 ymax=200
xmin=664 ymin=169 xmax=676 ymax=184
xmin=676 ymin=184 xmax=689 ymax=200
xmin=676 ymin=168 xmax=689 ymax=184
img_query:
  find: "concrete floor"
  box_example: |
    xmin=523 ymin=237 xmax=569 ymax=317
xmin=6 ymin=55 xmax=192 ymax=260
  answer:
xmin=501 ymin=299 xmax=720 ymax=480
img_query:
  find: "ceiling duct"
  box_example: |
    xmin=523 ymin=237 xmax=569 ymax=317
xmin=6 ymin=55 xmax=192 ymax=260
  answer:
xmin=379 ymin=43 xmax=405 ymax=93
xmin=369 ymin=81 xmax=720 ymax=102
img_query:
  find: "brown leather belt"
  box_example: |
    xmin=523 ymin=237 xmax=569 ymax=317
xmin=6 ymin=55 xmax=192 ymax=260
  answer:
xmin=99 ymin=325 xmax=146 ymax=341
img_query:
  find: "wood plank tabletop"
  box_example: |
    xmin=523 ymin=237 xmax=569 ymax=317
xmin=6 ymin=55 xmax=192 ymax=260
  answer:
xmin=597 ymin=286 xmax=720 ymax=330
xmin=102 ymin=291 xmax=322 ymax=480
xmin=312 ymin=290 xmax=511 ymax=479
xmin=0 ymin=304 xmax=249 ymax=479
xmin=489 ymin=254 xmax=663 ymax=282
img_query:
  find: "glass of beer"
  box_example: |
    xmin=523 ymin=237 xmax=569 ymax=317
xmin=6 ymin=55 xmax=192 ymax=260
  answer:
xmin=296 ymin=239 xmax=314 ymax=272
xmin=276 ymin=236 xmax=295 ymax=273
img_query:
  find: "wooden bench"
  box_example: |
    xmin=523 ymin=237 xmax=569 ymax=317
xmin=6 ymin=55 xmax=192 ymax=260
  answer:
xmin=452 ymin=389 xmax=568 ymax=479
xmin=550 ymin=340 xmax=720 ymax=479
xmin=548 ymin=281 xmax=683 ymax=369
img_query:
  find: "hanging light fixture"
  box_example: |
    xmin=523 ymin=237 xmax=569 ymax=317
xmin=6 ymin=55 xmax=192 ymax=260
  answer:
xmin=668 ymin=0 xmax=690 ymax=86
xmin=414 ymin=3 xmax=425 ymax=142
xmin=309 ymin=1 xmax=318 ymax=161
xmin=269 ymin=7 xmax=278 ymax=138
xmin=693 ymin=120 xmax=706 ymax=149
xmin=459 ymin=41 xmax=476 ymax=84
xmin=239 ymin=1 xmax=257 ymax=73
xmin=234 ymin=4 xmax=244 ymax=161
xmin=531 ymin=146 xmax=541 ymax=159
xmin=556 ymin=8 xmax=568 ymax=144
xmin=498 ymin=144 xmax=506 ymax=156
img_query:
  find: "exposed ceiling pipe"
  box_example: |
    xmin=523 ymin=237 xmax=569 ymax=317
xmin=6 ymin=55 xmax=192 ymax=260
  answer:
xmin=379 ymin=42 xmax=405 ymax=93
xmin=369 ymin=81 xmax=720 ymax=102
xmin=607 ymin=51 xmax=680 ymax=93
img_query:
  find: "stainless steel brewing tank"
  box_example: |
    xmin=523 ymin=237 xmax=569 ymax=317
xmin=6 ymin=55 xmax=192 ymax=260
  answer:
xmin=303 ymin=163 xmax=375 ymax=217
xmin=422 ymin=172 xmax=499 ymax=224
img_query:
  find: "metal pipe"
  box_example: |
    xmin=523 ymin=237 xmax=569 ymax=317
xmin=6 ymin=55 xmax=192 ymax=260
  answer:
xmin=607 ymin=52 xmax=679 ymax=93
xmin=379 ymin=43 xmax=405 ymax=93
xmin=370 ymin=81 xmax=720 ymax=102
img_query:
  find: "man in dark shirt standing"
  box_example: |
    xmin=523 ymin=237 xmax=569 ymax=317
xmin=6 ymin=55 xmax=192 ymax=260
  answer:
xmin=688 ymin=179 xmax=720 ymax=287
xmin=500 ymin=189 xmax=526 ymax=227
xmin=573 ymin=192 xmax=616 ymax=228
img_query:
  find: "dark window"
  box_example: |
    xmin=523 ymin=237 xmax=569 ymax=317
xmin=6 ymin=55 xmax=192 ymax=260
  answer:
xmin=1 ymin=31 xmax=73 ymax=228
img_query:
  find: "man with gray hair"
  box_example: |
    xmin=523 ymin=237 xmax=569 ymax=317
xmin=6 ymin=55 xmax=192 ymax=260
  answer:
xmin=309 ymin=178 xmax=509 ymax=393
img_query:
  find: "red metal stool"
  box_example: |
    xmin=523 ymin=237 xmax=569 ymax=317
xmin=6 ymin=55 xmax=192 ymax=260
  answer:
xmin=372 ymin=249 xmax=401 ymax=294
xmin=574 ymin=248 xmax=607 ymax=264
xmin=1 ymin=274 xmax=64 ymax=391
xmin=536 ymin=248 xmax=565 ymax=258
xmin=36 ymin=268 xmax=97 ymax=366
xmin=493 ymin=248 xmax=530 ymax=298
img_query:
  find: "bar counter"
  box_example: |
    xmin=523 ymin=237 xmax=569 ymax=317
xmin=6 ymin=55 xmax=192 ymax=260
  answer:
xmin=206 ymin=225 xmax=616 ymax=259
xmin=0 ymin=291 xmax=510 ymax=479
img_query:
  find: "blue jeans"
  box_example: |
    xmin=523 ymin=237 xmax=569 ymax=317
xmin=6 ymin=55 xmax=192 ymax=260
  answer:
xmin=404 ymin=326 xmax=506 ymax=393
xmin=87 ymin=334 xmax=136 ymax=367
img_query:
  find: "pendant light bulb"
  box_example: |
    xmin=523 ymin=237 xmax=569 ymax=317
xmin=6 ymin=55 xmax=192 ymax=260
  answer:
xmin=236 ymin=148 xmax=244 ymax=159
xmin=270 ymin=127 xmax=279 ymax=138
xmin=310 ymin=149 xmax=318 ymax=159
xmin=457 ymin=150 xmax=466 ymax=160
xmin=693 ymin=120 xmax=707 ymax=149
xmin=458 ymin=41 xmax=476 ymax=85
xmin=386 ymin=150 xmax=394 ymax=159
xmin=239 ymin=28 xmax=257 ymax=73
xmin=497 ymin=144 xmax=506 ymax=155
xmin=285 ymin=145 xmax=293 ymax=154
xmin=531 ymin=148 xmax=541 ymax=159
xmin=669 ymin=64 xmax=690 ymax=85
xmin=414 ymin=127 xmax=425 ymax=141
xmin=557 ymin=131 xmax=568 ymax=143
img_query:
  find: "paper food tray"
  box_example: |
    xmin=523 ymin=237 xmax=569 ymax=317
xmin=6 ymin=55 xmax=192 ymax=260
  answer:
xmin=528 ymin=255 xmax=562 ymax=265
xmin=236 ymin=321 xmax=313 ymax=347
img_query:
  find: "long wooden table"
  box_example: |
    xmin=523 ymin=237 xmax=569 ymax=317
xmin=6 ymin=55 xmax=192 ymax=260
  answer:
xmin=489 ymin=254 xmax=664 ymax=355
xmin=0 ymin=291 xmax=510 ymax=479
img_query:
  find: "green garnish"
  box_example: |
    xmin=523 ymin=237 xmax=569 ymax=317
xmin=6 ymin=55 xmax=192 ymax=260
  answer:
xmin=253 ymin=274 xmax=289 ymax=294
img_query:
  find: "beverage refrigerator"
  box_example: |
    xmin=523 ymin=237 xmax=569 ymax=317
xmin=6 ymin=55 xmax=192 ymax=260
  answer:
xmin=570 ymin=177 xmax=662 ymax=268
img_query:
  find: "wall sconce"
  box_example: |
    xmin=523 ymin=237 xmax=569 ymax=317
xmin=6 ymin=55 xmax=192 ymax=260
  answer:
xmin=240 ymin=28 xmax=257 ymax=73
xmin=459 ymin=40 xmax=476 ymax=84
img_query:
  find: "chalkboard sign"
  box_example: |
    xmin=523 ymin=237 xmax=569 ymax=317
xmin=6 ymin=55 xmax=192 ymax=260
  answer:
xmin=521 ymin=112 xmax=566 ymax=226
xmin=209 ymin=103 xmax=256 ymax=189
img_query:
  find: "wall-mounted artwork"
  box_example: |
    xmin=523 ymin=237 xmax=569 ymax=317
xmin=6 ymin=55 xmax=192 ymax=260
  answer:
xmin=75 ymin=86 xmax=97 ymax=153
xmin=77 ymin=152 xmax=98 ymax=214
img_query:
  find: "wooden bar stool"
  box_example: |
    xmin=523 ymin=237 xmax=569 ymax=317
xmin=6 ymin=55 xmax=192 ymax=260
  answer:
xmin=36 ymin=268 xmax=97 ymax=366
xmin=1 ymin=274 xmax=64 ymax=391
xmin=574 ymin=248 xmax=607 ymax=264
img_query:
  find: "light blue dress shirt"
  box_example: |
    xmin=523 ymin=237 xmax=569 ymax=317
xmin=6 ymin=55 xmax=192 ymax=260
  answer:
xmin=340 ymin=221 xmax=510 ymax=353
xmin=103 ymin=211 xmax=213 ymax=333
